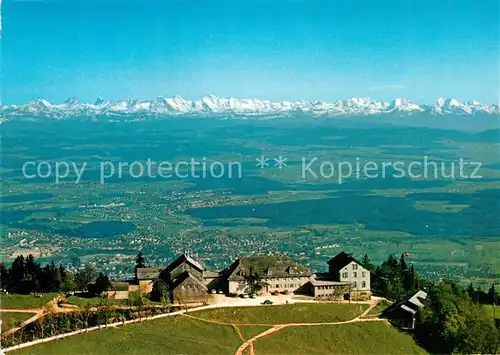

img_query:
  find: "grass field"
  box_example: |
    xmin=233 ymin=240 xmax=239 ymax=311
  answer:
xmin=237 ymin=325 xmax=270 ymax=340
xmin=13 ymin=316 xmax=251 ymax=355
xmin=0 ymin=293 xmax=59 ymax=310
xmin=0 ymin=312 xmax=35 ymax=333
xmin=253 ymin=322 xmax=426 ymax=354
xmin=363 ymin=300 xmax=391 ymax=317
xmin=191 ymin=303 xmax=368 ymax=324
xmin=9 ymin=304 xmax=426 ymax=355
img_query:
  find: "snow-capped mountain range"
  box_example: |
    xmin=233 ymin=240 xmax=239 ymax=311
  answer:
xmin=1 ymin=96 xmax=498 ymax=121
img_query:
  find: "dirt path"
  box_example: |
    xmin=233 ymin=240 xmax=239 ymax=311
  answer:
xmin=0 ymin=309 xmax=39 ymax=314
xmin=2 ymin=298 xmax=385 ymax=354
xmin=234 ymin=301 xmax=385 ymax=355
xmin=0 ymin=296 xmax=64 ymax=336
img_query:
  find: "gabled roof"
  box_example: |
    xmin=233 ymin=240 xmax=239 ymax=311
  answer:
xmin=136 ymin=267 xmax=164 ymax=280
xmin=224 ymin=255 xmax=311 ymax=280
xmin=171 ymin=271 xmax=207 ymax=290
xmin=407 ymin=290 xmax=427 ymax=308
xmin=401 ymin=304 xmax=417 ymax=314
xmin=384 ymin=290 xmax=428 ymax=316
xmin=203 ymin=270 xmax=220 ymax=278
xmin=327 ymin=251 xmax=362 ymax=270
xmin=164 ymin=254 xmax=204 ymax=274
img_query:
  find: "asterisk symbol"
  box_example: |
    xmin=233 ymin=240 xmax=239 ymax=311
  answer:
xmin=273 ymin=156 xmax=288 ymax=169
xmin=256 ymin=155 xmax=270 ymax=169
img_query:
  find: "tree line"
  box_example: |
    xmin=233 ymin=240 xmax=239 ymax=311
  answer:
xmin=416 ymin=279 xmax=498 ymax=354
xmin=361 ymin=253 xmax=423 ymax=301
xmin=361 ymin=253 xmax=499 ymax=354
xmin=0 ymin=255 xmax=111 ymax=296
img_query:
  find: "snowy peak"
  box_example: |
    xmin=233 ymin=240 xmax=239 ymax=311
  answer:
xmin=388 ymin=98 xmax=423 ymax=112
xmin=1 ymin=96 xmax=498 ymax=121
xmin=434 ymin=97 xmax=473 ymax=114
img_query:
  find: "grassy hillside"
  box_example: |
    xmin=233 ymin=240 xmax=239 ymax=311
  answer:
xmin=9 ymin=304 xmax=426 ymax=355
xmin=191 ymin=303 xmax=368 ymax=324
xmin=362 ymin=300 xmax=391 ymax=317
xmin=254 ymin=322 xmax=426 ymax=354
xmin=13 ymin=316 xmax=248 ymax=355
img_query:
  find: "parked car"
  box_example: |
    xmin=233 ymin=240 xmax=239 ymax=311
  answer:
xmin=210 ymin=289 xmax=217 ymax=294
xmin=262 ymin=300 xmax=273 ymax=305
xmin=217 ymin=290 xmax=224 ymax=294
xmin=250 ymin=294 xmax=256 ymax=299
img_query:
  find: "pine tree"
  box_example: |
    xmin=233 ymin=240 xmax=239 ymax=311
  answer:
xmin=134 ymin=252 xmax=146 ymax=280
xmin=467 ymin=283 xmax=475 ymax=299
xmin=361 ymin=253 xmax=375 ymax=271
xmin=399 ymin=253 xmax=407 ymax=272
xmin=10 ymin=255 xmax=26 ymax=293
xmin=488 ymin=283 xmax=497 ymax=305
xmin=25 ymin=254 xmax=42 ymax=293
xmin=0 ymin=262 xmax=10 ymax=291
xmin=403 ymin=263 xmax=418 ymax=294
xmin=387 ymin=254 xmax=398 ymax=269
xmin=92 ymin=272 xmax=111 ymax=295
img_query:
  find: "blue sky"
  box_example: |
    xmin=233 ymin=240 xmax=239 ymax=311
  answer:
xmin=2 ymin=0 xmax=499 ymax=104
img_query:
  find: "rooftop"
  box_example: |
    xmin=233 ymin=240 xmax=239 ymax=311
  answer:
xmin=225 ymin=255 xmax=311 ymax=280
xmin=327 ymin=251 xmax=363 ymax=270
xmin=165 ymin=254 xmax=204 ymax=274
xmin=136 ymin=267 xmax=163 ymax=280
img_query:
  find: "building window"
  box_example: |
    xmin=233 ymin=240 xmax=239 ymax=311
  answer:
xmin=342 ymin=272 xmax=348 ymax=278
xmin=362 ymin=271 xmax=366 ymax=277
xmin=362 ymin=281 xmax=366 ymax=288
xmin=276 ymin=284 xmax=279 ymax=288
xmin=353 ymin=272 xmax=357 ymax=278
xmin=352 ymin=264 xmax=358 ymax=270
xmin=353 ymin=281 xmax=357 ymax=288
